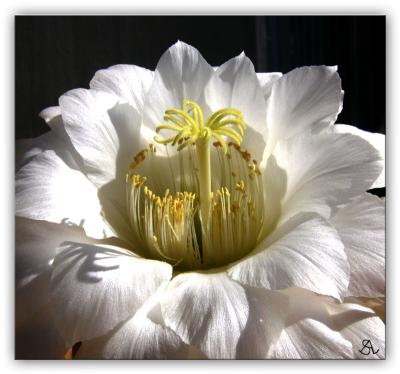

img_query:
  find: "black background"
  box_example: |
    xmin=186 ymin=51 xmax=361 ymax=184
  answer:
xmin=15 ymin=15 xmax=385 ymax=140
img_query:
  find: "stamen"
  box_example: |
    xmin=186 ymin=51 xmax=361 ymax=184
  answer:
xmin=127 ymin=173 xmax=200 ymax=269
xmin=125 ymin=101 xmax=264 ymax=270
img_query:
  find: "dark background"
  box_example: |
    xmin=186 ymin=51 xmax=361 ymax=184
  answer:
xmin=15 ymin=15 xmax=386 ymax=140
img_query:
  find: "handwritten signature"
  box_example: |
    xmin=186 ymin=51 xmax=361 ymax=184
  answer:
xmin=359 ymin=339 xmax=380 ymax=355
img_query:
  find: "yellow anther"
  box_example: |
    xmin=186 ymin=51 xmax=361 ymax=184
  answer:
xmin=235 ymin=180 xmax=245 ymax=193
xmin=129 ymin=150 xmax=147 ymax=170
xmin=131 ymin=174 xmax=147 ymax=187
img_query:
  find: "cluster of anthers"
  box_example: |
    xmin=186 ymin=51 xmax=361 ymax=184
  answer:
xmin=126 ymin=100 xmax=265 ymax=270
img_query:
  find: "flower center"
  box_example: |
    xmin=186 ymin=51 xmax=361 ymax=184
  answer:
xmin=126 ymin=100 xmax=264 ymax=270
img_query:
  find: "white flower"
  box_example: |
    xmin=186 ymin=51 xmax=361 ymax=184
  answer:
xmin=15 ymin=41 xmax=385 ymax=359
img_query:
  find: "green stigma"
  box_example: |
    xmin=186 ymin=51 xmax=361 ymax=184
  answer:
xmin=154 ymin=100 xmax=246 ymax=154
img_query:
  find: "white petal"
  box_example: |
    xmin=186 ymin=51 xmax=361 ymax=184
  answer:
xmin=263 ymin=287 xmax=380 ymax=359
xmin=17 ymin=109 xmax=136 ymax=242
xmin=60 ymin=89 xmax=141 ymax=188
xmin=228 ymin=213 xmax=349 ymax=299
xmin=205 ymin=52 xmax=268 ymax=160
xmin=97 ymin=195 xmax=138 ymax=250
xmin=280 ymin=287 xmax=375 ymax=330
xmin=16 ymin=150 xmax=113 ymax=239
xmin=331 ymin=194 xmax=385 ymax=297
xmin=269 ymin=131 xmax=383 ymax=221
xmin=334 ymin=124 xmax=385 ymax=188
xmin=267 ymin=292 xmax=380 ymax=359
xmin=16 ymin=217 xmax=90 ymax=324
xmin=257 ymin=72 xmax=282 ymax=100
xmin=50 ymin=242 xmax=172 ymax=346
xmin=266 ymin=66 xmax=342 ymax=154
xmin=16 ymin=112 xmax=82 ymax=172
xmin=259 ymin=153 xmax=288 ymax=237
xmin=105 ymin=102 xmax=144 ymax=201
xmin=90 ymin=64 xmax=154 ymax=111
xmin=161 ymin=272 xmax=249 ymax=359
xmin=268 ymin=319 xmax=353 ymax=359
xmin=142 ymin=41 xmax=214 ymax=134
xmin=236 ymin=287 xmax=289 ymax=359
xmin=341 ymin=316 xmax=385 ymax=359
xmin=76 ymin=285 xmax=184 ymax=359
xmin=15 ymin=138 xmax=36 ymax=171
xmin=15 ymin=218 xmax=92 ymax=359
xmin=39 ymin=106 xmax=62 ymax=123
xmin=344 ymin=296 xmax=385 ymax=321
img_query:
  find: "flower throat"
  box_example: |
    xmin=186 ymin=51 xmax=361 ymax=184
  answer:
xmin=126 ymin=100 xmax=264 ymax=270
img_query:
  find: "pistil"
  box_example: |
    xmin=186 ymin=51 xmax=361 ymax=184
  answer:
xmin=126 ymin=100 xmax=264 ymax=270
xmin=154 ymin=100 xmax=246 ymax=229
xmin=196 ymin=137 xmax=212 ymax=226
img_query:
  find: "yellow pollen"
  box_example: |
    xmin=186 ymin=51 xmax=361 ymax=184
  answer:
xmin=235 ymin=180 xmax=245 ymax=193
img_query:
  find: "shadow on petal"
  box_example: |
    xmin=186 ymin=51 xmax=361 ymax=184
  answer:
xmin=96 ymin=103 xmax=143 ymax=249
xmin=51 ymin=242 xmax=124 ymax=284
xmin=259 ymin=154 xmax=287 ymax=239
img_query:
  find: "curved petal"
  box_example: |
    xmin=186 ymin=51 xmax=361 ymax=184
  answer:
xmin=236 ymin=287 xmax=289 ymax=359
xmin=16 ymin=217 xmax=90 ymax=323
xmin=331 ymin=194 xmax=385 ymax=297
xmin=90 ymin=64 xmax=154 ymax=111
xmin=269 ymin=131 xmax=383 ymax=221
xmin=75 ymin=285 xmax=184 ymax=359
xmin=280 ymin=287 xmax=375 ymax=330
xmin=16 ymin=150 xmax=113 ymax=239
xmin=333 ymin=124 xmax=385 ymax=188
xmin=259 ymin=153 xmax=288 ymax=237
xmin=50 ymin=241 xmax=172 ymax=346
xmin=160 ymin=272 xmax=249 ymax=359
xmin=239 ymin=286 xmax=379 ymax=359
xmin=60 ymin=89 xmax=142 ymax=189
xmin=266 ymin=290 xmax=382 ymax=359
xmin=39 ymin=106 xmax=62 ymax=124
xmin=256 ymin=72 xmax=282 ymax=100
xmin=341 ymin=316 xmax=385 ymax=359
xmin=266 ymin=66 xmax=342 ymax=154
xmin=228 ymin=213 xmax=349 ymax=299
xmin=142 ymin=41 xmax=214 ymax=134
xmin=15 ymin=218 xmax=94 ymax=358
xmin=16 ymin=110 xmax=83 ymax=172
xmin=96 ymin=194 xmax=138 ymax=250
xmin=15 ymin=138 xmax=37 ymax=171
xmin=268 ymin=319 xmax=353 ymax=359
xmin=344 ymin=296 xmax=385 ymax=321
xmin=205 ymin=52 xmax=268 ymax=161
